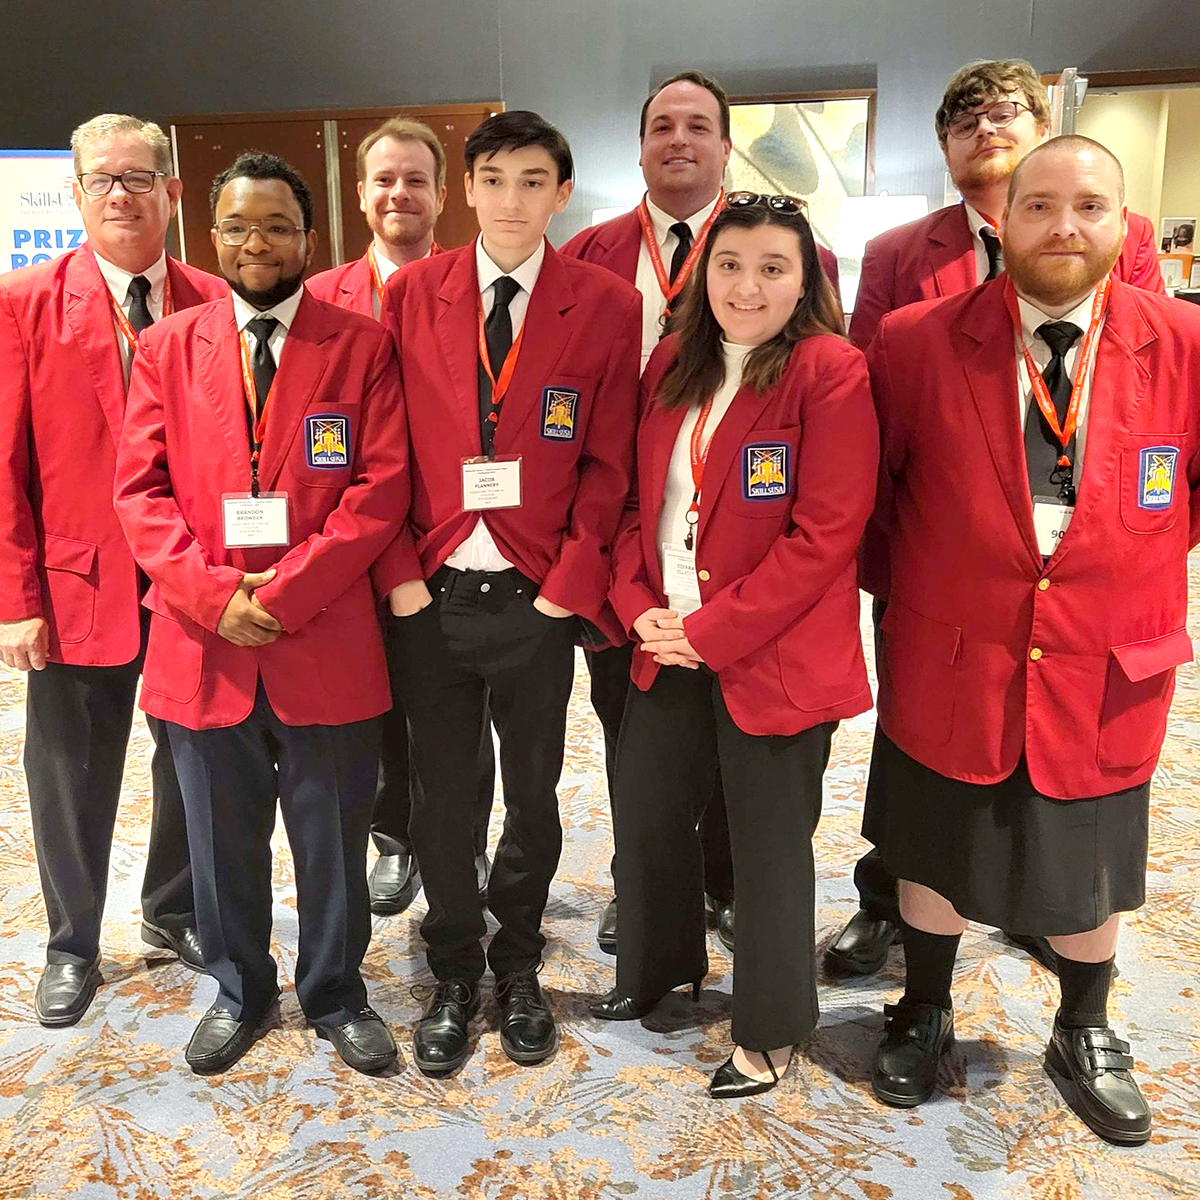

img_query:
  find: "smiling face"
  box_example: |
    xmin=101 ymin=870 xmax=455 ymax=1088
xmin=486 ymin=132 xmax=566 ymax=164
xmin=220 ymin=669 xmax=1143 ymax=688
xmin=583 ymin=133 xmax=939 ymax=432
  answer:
xmin=639 ymin=80 xmax=730 ymax=211
xmin=210 ymin=176 xmax=316 ymax=308
xmin=704 ymin=222 xmax=806 ymax=346
xmin=72 ymin=131 xmax=181 ymax=272
xmin=943 ymin=89 xmax=1048 ymax=200
xmin=358 ymin=135 xmax=446 ymax=252
xmin=465 ymin=144 xmax=572 ymax=264
xmin=1002 ymin=143 xmax=1126 ymax=311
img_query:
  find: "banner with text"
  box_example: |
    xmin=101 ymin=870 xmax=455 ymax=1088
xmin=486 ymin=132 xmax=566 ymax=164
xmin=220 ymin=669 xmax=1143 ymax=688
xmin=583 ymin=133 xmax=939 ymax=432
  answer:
xmin=0 ymin=150 xmax=85 ymax=274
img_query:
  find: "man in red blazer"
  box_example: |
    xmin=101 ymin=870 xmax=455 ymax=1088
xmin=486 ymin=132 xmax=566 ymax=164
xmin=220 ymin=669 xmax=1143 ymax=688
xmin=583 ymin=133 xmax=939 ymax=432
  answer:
xmin=829 ymin=60 xmax=1167 ymax=979
xmin=863 ymin=136 xmax=1199 ymax=1144
xmin=561 ymin=70 xmax=844 ymax=955
xmin=308 ymin=117 xmax=493 ymax=919
xmin=0 ymin=113 xmax=226 ymax=1027
xmin=375 ymin=110 xmax=640 ymax=1074
xmin=115 ymin=153 xmax=413 ymax=1077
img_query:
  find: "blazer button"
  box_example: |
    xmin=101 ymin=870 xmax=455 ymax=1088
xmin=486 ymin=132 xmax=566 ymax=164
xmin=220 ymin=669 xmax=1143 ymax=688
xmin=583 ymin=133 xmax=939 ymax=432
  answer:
xmin=1029 ymin=647 xmax=1043 ymax=661
xmin=1037 ymin=578 xmax=1050 ymax=591
xmin=697 ymin=569 xmax=711 ymax=582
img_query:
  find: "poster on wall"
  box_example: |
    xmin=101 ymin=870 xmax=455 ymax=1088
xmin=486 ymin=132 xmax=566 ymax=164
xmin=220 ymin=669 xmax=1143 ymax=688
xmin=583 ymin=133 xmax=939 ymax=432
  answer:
xmin=0 ymin=150 xmax=84 ymax=275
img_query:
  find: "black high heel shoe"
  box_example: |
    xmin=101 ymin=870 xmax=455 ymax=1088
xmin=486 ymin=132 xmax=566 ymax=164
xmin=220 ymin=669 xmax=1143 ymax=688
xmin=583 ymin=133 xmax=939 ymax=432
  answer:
xmin=708 ymin=1046 xmax=795 ymax=1099
xmin=588 ymin=977 xmax=704 ymax=1020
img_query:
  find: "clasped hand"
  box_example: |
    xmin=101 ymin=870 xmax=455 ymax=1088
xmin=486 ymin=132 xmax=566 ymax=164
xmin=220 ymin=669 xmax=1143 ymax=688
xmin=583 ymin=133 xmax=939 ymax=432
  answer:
xmin=633 ymin=607 xmax=704 ymax=668
xmin=217 ymin=569 xmax=282 ymax=647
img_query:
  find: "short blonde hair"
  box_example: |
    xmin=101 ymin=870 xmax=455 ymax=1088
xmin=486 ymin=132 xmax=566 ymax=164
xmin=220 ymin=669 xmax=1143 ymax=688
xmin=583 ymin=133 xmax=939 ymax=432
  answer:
xmin=71 ymin=114 xmax=173 ymax=175
xmin=355 ymin=118 xmax=446 ymax=190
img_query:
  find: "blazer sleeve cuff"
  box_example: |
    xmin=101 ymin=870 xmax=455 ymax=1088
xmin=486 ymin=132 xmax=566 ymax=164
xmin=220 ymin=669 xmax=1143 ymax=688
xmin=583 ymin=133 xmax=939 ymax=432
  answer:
xmin=684 ymin=604 xmax=740 ymax=673
xmin=371 ymin=532 xmax=424 ymax=598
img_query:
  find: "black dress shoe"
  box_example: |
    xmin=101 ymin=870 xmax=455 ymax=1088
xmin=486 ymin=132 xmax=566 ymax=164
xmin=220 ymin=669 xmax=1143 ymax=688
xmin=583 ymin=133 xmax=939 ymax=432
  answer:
xmin=369 ymin=849 xmax=419 ymax=916
xmin=142 ymin=922 xmax=206 ymax=973
xmin=596 ymin=899 xmax=618 ymax=955
xmin=34 ymin=959 xmax=102 ymax=1027
xmin=708 ymin=1047 xmax=794 ymax=1099
xmin=872 ymin=1000 xmax=955 ymax=1107
xmin=412 ymin=980 xmax=480 ymax=1076
xmin=589 ymin=977 xmax=703 ymax=1020
xmin=1044 ymin=1018 xmax=1151 ymax=1144
xmin=314 ymin=1006 xmax=399 ymax=1074
xmin=185 ymin=997 xmax=276 ymax=1075
xmin=496 ymin=968 xmax=557 ymax=1064
xmin=824 ymin=909 xmax=900 ymax=976
xmin=714 ymin=900 xmax=734 ymax=952
xmin=475 ymin=852 xmax=491 ymax=900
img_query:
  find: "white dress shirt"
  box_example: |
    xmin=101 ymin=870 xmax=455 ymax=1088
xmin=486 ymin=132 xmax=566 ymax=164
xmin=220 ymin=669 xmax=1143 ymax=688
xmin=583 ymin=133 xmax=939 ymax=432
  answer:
xmin=231 ymin=286 xmax=304 ymax=369
xmin=94 ymin=250 xmax=168 ymax=379
xmin=445 ymin=237 xmax=547 ymax=572
xmin=635 ymin=193 xmax=721 ymax=374
xmin=369 ymin=241 xmax=434 ymax=319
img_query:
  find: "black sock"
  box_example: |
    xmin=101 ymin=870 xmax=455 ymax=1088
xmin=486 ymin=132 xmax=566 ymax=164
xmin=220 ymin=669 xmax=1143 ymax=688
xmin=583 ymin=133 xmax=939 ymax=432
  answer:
xmin=901 ymin=927 xmax=961 ymax=1011
xmin=1056 ymin=956 xmax=1113 ymax=1029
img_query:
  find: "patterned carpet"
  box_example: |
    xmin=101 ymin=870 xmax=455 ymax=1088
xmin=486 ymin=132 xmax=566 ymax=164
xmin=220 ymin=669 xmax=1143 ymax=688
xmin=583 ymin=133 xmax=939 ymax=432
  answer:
xmin=1 ymin=579 xmax=1198 ymax=1200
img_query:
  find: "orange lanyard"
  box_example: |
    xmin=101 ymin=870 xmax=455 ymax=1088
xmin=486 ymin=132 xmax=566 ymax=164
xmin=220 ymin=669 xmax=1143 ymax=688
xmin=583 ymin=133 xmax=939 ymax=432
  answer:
xmin=367 ymin=241 xmax=444 ymax=303
xmin=1005 ymin=275 xmax=1110 ymax=467
xmin=683 ymin=396 xmax=717 ymax=550
xmin=239 ymin=331 xmax=272 ymax=495
xmin=109 ymin=278 xmax=172 ymax=351
xmin=636 ymin=190 xmax=724 ymax=308
xmin=477 ymin=293 xmax=526 ymax=441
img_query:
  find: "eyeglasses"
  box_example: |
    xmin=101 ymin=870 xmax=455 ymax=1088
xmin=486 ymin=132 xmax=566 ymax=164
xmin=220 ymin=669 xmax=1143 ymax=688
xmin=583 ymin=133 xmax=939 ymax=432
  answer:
xmin=213 ymin=219 xmax=305 ymax=247
xmin=946 ymin=101 xmax=1031 ymax=140
xmin=77 ymin=170 xmax=168 ymax=197
xmin=725 ymin=191 xmax=807 ymax=214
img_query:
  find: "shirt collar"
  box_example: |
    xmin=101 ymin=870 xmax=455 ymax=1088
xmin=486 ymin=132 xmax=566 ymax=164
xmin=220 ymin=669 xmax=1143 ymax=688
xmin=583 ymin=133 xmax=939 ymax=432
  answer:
xmin=645 ymin=193 xmax=721 ymax=246
xmin=92 ymin=249 xmax=168 ymax=306
xmin=231 ymin=285 xmax=304 ymax=333
xmin=371 ymin=242 xmax=433 ymax=285
xmin=1016 ymin=285 xmax=1101 ymax=346
xmin=475 ymin=235 xmax=546 ymax=298
xmin=963 ymin=203 xmax=998 ymax=242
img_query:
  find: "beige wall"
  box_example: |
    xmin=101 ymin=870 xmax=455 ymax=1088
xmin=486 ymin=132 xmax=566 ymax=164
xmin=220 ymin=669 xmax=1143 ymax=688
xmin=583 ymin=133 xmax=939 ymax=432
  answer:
xmin=1159 ymin=89 xmax=1200 ymax=234
xmin=1076 ymin=90 xmax=1168 ymax=223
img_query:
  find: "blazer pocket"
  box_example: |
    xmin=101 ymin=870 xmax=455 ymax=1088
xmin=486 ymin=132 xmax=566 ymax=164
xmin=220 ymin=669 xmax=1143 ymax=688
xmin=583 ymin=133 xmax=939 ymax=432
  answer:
xmin=42 ymin=534 xmax=98 ymax=644
xmin=141 ymin=590 xmax=205 ymax=705
xmin=729 ymin=425 xmax=801 ymax=519
xmin=1096 ymin=627 xmax=1192 ymax=769
xmin=1119 ymin=436 xmax=1185 ymax=534
xmin=879 ymin=600 xmax=962 ymax=747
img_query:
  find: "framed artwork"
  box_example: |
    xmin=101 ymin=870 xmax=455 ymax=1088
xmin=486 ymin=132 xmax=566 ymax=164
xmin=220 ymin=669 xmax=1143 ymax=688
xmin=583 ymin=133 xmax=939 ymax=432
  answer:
xmin=1161 ymin=217 xmax=1196 ymax=254
xmin=1190 ymin=257 xmax=1200 ymax=289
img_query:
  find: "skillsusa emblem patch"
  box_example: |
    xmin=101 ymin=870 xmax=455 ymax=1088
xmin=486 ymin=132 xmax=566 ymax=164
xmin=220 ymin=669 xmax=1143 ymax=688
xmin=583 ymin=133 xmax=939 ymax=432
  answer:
xmin=742 ymin=443 xmax=790 ymax=500
xmin=1137 ymin=445 xmax=1178 ymax=510
xmin=305 ymin=414 xmax=350 ymax=468
xmin=541 ymin=387 xmax=579 ymax=440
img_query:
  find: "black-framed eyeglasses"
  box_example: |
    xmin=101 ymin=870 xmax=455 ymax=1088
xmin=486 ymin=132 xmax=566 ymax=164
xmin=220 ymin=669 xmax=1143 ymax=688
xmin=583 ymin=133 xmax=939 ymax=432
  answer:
xmin=946 ymin=101 xmax=1032 ymax=140
xmin=213 ymin=219 xmax=305 ymax=247
xmin=726 ymin=191 xmax=808 ymax=214
xmin=77 ymin=170 xmax=168 ymax=197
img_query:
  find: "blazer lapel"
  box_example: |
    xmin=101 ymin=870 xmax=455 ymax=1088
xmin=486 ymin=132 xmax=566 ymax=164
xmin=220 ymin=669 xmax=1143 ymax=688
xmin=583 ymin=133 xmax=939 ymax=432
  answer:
xmin=607 ymin=210 xmax=644 ymax=282
xmin=695 ymin=382 xmax=774 ymax=538
xmin=64 ymin=247 xmax=127 ymax=447
xmin=193 ymin=299 xmax=254 ymax=475
xmin=435 ymin=247 xmax=488 ymax=449
xmin=928 ymin=205 xmax=977 ymax=298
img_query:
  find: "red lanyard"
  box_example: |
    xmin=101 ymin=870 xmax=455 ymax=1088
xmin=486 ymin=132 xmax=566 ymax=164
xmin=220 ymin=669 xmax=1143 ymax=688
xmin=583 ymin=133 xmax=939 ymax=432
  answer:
xmin=109 ymin=278 xmax=172 ymax=351
xmin=477 ymin=294 xmax=526 ymax=435
xmin=636 ymin=190 xmax=724 ymax=308
xmin=239 ymin=332 xmax=272 ymax=495
xmin=367 ymin=241 xmax=443 ymax=302
xmin=1005 ymin=275 xmax=1110 ymax=467
xmin=683 ymin=396 xmax=717 ymax=550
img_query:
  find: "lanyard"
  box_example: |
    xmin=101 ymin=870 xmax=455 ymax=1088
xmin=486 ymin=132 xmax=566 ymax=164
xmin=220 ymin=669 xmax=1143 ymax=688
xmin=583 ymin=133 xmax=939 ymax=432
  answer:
xmin=367 ymin=241 xmax=443 ymax=302
xmin=1004 ymin=275 xmax=1110 ymax=468
xmin=477 ymin=293 xmax=526 ymax=445
xmin=682 ymin=396 xmax=717 ymax=550
xmin=109 ymin=278 xmax=172 ymax=352
xmin=636 ymin=190 xmax=724 ymax=309
xmin=239 ymin=331 xmax=272 ymax=497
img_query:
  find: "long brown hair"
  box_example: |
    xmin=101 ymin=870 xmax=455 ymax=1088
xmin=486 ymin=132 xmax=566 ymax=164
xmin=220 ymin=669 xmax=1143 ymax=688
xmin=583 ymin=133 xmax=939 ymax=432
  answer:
xmin=656 ymin=203 xmax=844 ymax=410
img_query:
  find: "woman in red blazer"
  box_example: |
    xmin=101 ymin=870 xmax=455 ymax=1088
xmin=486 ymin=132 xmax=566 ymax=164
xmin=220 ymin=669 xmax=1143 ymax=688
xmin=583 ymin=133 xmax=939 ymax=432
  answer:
xmin=589 ymin=195 xmax=878 ymax=1097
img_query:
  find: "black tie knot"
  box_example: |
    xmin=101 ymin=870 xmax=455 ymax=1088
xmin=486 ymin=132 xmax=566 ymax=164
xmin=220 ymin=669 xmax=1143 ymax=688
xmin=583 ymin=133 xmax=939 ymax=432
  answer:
xmin=127 ymin=275 xmax=151 ymax=302
xmin=979 ymin=226 xmax=1003 ymax=280
xmin=668 ymin=222 xmax=693 ymax=285
xmin=491 ymin=275 xmax=520 ymax=309
xmin=669 ymin=221 xmax=692 ymax=245
xmin=1037 ymin=320 xmax=1083 ymax=359
xmin=126 ymin=274 xmax=153 ymax=334
xmin=247 ymin=315 xmax=279 ymax=345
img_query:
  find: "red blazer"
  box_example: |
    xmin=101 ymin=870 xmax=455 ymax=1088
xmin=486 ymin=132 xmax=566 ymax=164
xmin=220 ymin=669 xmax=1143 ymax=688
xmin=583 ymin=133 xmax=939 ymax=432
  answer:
xmin=0 ymin=245 xmax=226 ymax=666
xmin=869 ymin=277 xmax=1200 ymax=799
xmin=852 ymin=204 xmax=1166 ymax=597
xmin=611 ymin=334 xmax=877 ymax=736
xmin=373 ymin=239 xmax=641 ymax=639
xmin=114 ymin=292 xmax=416 ymax=731
xmin=306 ymin=244 xmax=445 ymax=318
xmin=560 ymin=206 xmax=843 ymax=308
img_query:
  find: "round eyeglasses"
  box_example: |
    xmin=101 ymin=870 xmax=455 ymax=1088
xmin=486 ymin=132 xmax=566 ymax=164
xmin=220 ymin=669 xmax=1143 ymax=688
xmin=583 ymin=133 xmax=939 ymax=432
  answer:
xmin=213 ymin=219 xmax=305 ymax=247
xmin=77 ymin=170 xmax=168 ymax=197
xmin=946 ymin=101 xmax=1031 ymax=139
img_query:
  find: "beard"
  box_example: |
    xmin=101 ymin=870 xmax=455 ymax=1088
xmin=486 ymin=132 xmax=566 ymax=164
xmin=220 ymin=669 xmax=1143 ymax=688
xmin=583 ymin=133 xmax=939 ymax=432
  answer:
xmin=228 ymin=266 xmax=306 ymax=309
xmin=950 ymin=142 xmax=1022 ymax=194
xmin=1005 ymin=237 xmax=1122 ymax=310
xmin=371 ymin=209 xmax=432 ymax=248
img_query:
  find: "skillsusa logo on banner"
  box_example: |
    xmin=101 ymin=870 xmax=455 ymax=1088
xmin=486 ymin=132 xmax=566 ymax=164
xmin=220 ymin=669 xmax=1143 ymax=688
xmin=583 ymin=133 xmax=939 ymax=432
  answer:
xmin=0 ymin=151 xmax=85 ymax=273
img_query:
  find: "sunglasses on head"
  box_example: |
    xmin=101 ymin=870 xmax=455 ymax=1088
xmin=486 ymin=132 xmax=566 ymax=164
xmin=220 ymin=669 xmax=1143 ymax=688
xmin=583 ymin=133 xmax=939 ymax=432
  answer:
xmin=725 ymin=191 xmax=808 ymax=214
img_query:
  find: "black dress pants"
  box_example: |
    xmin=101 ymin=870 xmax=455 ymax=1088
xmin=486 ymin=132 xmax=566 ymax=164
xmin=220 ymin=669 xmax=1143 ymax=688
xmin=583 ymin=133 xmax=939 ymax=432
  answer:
xmin=390 ymin=567 xmax=576 ymax=982
xmin=24 ymin=618 xmax=193 ymax=967
xmin=373 ymin=603 xmax=494 ymax=858
xmin=166 ymin=686 xmax=379 ymax=1024
xmin=613 ymin=665 xmax=834 ymax=1049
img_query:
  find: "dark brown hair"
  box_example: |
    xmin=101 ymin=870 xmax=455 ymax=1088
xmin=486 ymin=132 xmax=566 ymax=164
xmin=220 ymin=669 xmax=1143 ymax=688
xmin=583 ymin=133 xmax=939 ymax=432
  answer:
xmin=935 ymin=59 xmax=1051 ymax=147
xmin=639 ymin=70 xmax=731 ymax=142
xmin=656 ymin=204 xmax=844 ymax=410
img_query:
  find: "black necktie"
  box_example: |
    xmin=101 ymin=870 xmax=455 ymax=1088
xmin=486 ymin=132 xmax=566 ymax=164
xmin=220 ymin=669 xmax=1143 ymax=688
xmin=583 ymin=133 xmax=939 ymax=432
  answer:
xmin=979 ymin=227 xmax=1004 ymax=282
xmin=478 ymin=275 xmax=521 ymax=457
xmin=668 ymin=222 xmax=693 ymax=285
xmin=246 ymin=316 xmax=279 ymax=417
xmin=1024 ymin=320 xmax=1083 ymax=501
xmin=127 ymin=274 xmax=153 ymax=334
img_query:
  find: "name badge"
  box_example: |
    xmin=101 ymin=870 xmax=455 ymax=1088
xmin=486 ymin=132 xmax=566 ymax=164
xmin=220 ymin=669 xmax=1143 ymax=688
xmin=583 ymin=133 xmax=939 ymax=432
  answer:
xmin=462 ymin=456 xmax=522 ymax=511
xmin=661 ymin=543 xmax=701 ymax=603
xmin=1032 ymin=498 xmax=1073 ymax=557
xmin=222 ymin=492 xmax=290 ymax=548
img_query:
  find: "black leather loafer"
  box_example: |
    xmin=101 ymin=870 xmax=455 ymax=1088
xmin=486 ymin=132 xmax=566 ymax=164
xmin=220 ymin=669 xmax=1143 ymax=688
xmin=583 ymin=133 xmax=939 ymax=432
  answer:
xmin=475 ymin=852 xmax=491 ymax=901
xmin=589 ymin=977 xmax=703 ymax=1020
xmin=872 ymin=1000 xmax=955 ymax=1107
xmin=1044 ymin=1018 xmax=1151 ymax=1144
xmin=496 ymin=969 xmax=557 ymax=1064
xmin=142 ymin=922 xmax=206 ymax=973
xmin=314 ymin=1007 xmax=399 ymax=1073
xmin=34 ymin=959 xmax=103 ymax=1027
xmin=185 ymin=997 xmax=276 ymax=1075
xmin=824 ymin=909 xmax=900 ymax=976
xmin=596 ymin=899 xmax=618 ymax=955
xmin=369 ymin=850 xmax=420 ymax=916
xmin=412 ymin=980 xmax=480 ymax=1076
